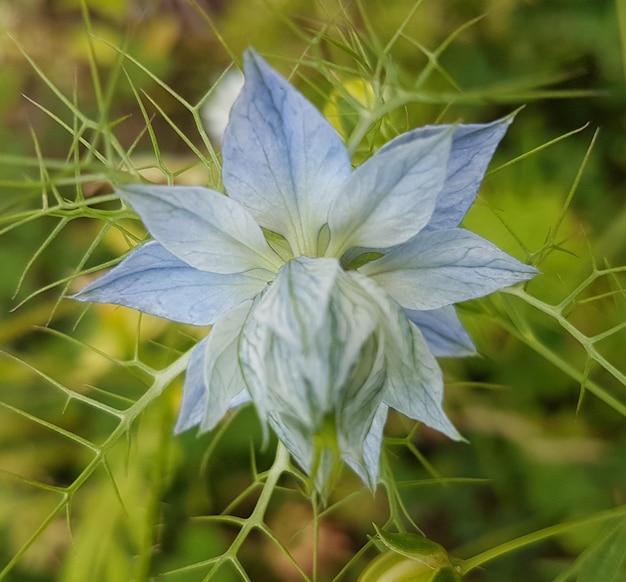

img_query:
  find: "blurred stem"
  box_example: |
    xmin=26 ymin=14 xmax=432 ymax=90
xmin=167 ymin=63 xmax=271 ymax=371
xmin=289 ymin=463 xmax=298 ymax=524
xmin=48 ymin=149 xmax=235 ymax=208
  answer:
xmin=501 ymin=287 xmax=626 ymax=417
xmin=459 ymin=505 xmax=626 ymax=575
xmin=134 ymin=400 xmax=174 ymax=582
xmin=68 ymin=349 xmax=193 ymax=504
xmin=617 ymin=0 xmax=626 ymax=87
xmin=0 ymin=348 xmax=193 ymax=579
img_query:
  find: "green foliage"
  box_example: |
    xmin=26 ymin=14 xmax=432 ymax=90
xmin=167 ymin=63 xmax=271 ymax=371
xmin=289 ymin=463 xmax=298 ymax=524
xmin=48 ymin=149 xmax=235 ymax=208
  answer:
xmin=0 ymin=1 xmax=624 ymax=581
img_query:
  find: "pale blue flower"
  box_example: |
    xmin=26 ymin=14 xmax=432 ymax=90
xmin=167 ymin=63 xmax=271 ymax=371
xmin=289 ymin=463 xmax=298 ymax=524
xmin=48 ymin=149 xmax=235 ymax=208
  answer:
xmin=74 ymin=49 xmax=537 ymax=491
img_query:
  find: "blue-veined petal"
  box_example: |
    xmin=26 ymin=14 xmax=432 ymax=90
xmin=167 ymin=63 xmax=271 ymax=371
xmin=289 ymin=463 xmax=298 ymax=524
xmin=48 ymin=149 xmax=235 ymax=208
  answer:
xmin=117 ymin=184 xmax=283 ymax=274
xmin=240 ymin=257 xmax=376 ymax=429
xmin=268 ymin=412 xmax=335 ymax=493
xmin=351 ymin=273 xmax=461 ymax=440
xmin=378 ymin=115 xmax=514 ymax=230
xmin=407 ymin=305 xmax=476 ymax=358
xmin=388 ymin=321 xmax=462 ymax=440
xmin=360 ymin=228 xmax=537 ymax=310
xmin=350 ymin=402 xmax=389 ymax=489
xmin=174 ymin=336 xmax=209 ymax=434
xmin=199 ymin=301 xmax=253 ymax=432
xmin=222 ymin=49 xmax=352 ymax=256
xmin=326 ymin=128 xmax=453 ymax=257
xmin=329 ymin=274 xmax=388 ymax=489
xmin=73 ymin=241 xmax=272 ymax=325
xmin=175 ymin=302 xmax=253 ymax=434
xmin=240 ymin=257 xmax=388 ymax=490
xmin=337 ymin=343 xmax=387 ymax=490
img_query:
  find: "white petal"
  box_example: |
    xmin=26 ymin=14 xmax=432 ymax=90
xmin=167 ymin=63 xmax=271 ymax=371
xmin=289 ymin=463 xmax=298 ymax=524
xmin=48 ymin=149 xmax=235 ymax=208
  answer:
xmin=327 ymin=128 xmax=453 ymax=257
xmin=268 ymin=412 xmax=336 ymax=495
xmin=338 ymin=341 xmax=387 ymax=490
xmin=361 ymin=228 xmax=537 ymax=310
xmin=240 ymin=257 xmax=389 ymax=492
xmin=174 ymin=336 xmax=210 ymax=433
xmin=240 ymin=257 xmax=380 ymax=431
xmin=248 ymin=256 xmax=340 ymax=345
xmin=350 ymin=273 xmax=461 ymax=440
xmin=174 ymin=302 xmax=253 ymax=435
xmin=228 ymin=389 xmax=251 ymax=409
xmin=199 ymin=301 xmax=253 ymax=432
xmin=239 ymin=259 xmax=337 ymax=429
xmin=222 ymin=49 xmax=352 ymax=255
xmin=387 ymin=321 xmax=462 ymax=440
xmin=118 ymin=184 xmax=282 ymax=274
xmin=378 ymin=116 xmax=514 ymax=229
xmin=73 ymin=241 xmax=272 ymax=326
xmin=356 ymin=403 xmax=389 ymax=488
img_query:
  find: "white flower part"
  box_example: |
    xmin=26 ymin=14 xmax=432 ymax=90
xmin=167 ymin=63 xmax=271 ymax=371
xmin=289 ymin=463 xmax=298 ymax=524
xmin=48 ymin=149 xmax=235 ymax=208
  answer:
xmin=327 ymin=128 xmax=454 ymax=257
xmin=377 ymin=115 xmax=515 ymax=230
xmin=74 ymin=241 xmax=271 ymax=326
xmin=223 ymin=50 xmax=352 ymax=256
xmin=352 ymin=403 xmax=388 ymax=487
xmin=117 ymin=184 xmax=283 ymax=274
xmin=239 ymin=257 xmax=389 ymax=486
xmin=198 ymin=301 xmax=253 ymax=432
xmin=174 ymin=335 xmax=210 ymax=434
xmin=407 ymin=305 xmax=476 ymax=358
xmin=360 ymin=228 xmax=538 ymax=310
xmin=174 ymin=301 xmax=254 ymax=435
xmin=350 ymin=273 xmax=462 ymax=440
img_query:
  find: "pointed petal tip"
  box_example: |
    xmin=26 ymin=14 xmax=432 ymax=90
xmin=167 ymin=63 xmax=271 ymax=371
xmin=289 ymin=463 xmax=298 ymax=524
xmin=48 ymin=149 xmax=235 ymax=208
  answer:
xmin=443 ymin=423 xmax=467 ymax=443
xmin=243 ymin=46 xmax=261 ymax=65
xmin=172 ymin=418 xmax=194 ymax=436
xmin=70 ymin=287 xmax=88 ymax=302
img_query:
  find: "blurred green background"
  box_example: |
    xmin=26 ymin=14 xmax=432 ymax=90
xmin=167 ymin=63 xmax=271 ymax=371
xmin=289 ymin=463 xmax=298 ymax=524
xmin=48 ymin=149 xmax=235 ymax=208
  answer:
xmin=0 ymin=1 xmax=625 ymax=581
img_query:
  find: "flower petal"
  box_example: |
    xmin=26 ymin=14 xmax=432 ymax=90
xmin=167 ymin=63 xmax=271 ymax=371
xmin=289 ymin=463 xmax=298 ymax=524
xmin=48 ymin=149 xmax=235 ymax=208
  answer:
xmin=199 ymin=301 xmax=253 ymax=432
xmin=334 ymin=308 xmax=386 ymax=488
xmin=360 ymin=403 xmax=389 ymax=487
xmin=340 ymin=398 xmax=388 ymax=490
xmin=378 ymin=115 xmax=514 ymax=229
xmin=406 ymin=306 xmax=476 ymax=358
xmin=174 ymin=336 xmax=209 ymax=433
xmin=350 ymin=273 xmax=461 ymax=440
xmin=268 ymin=412 xmax=336 ymax=494
xmin=117 ymin=184 xmax=282 ymax=274
xmin=388 ymin=322 xmax=462 ymax=439
xmin=222 ymin=49 xmax=352 ymax=256
xmin=240 ymin=257 xmax=390 ymax=491
xmin=174 ymin=302 xmax=253 ymax=434
xmin=73 ymin=241 xmax=272 ymax=325
xmin=327 ymin=128 xmax=453 ymax=257
xmin=240 ymin=257 xmax=376 ymax=429
xmin=360 ymin=228 xmax=537 ymax=310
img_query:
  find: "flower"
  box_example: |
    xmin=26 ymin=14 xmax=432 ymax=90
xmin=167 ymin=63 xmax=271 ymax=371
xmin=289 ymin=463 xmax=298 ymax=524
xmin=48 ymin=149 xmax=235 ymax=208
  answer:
xmin=74 ymin=48 xmax=537 ymax=491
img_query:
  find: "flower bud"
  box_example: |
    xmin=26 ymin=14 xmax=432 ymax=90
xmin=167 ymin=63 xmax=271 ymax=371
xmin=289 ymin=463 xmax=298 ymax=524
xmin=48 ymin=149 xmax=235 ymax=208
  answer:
xmin=359 ymin=552 xmax=461 ymax=582
xmin=359 ymin=528 xmax=462 ymax=582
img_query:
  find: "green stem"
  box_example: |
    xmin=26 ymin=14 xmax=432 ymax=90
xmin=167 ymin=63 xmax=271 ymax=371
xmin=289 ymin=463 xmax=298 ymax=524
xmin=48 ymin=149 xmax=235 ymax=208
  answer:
xmin=224 ymin=441 xmax=291 ymax=557
xmin=500 ymin=287 xmax=626 ymax=417
xmin=0 ymin=349 xmax=192 ymax=580
xmin=459 ymin=505 xmax=626 ymax=575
